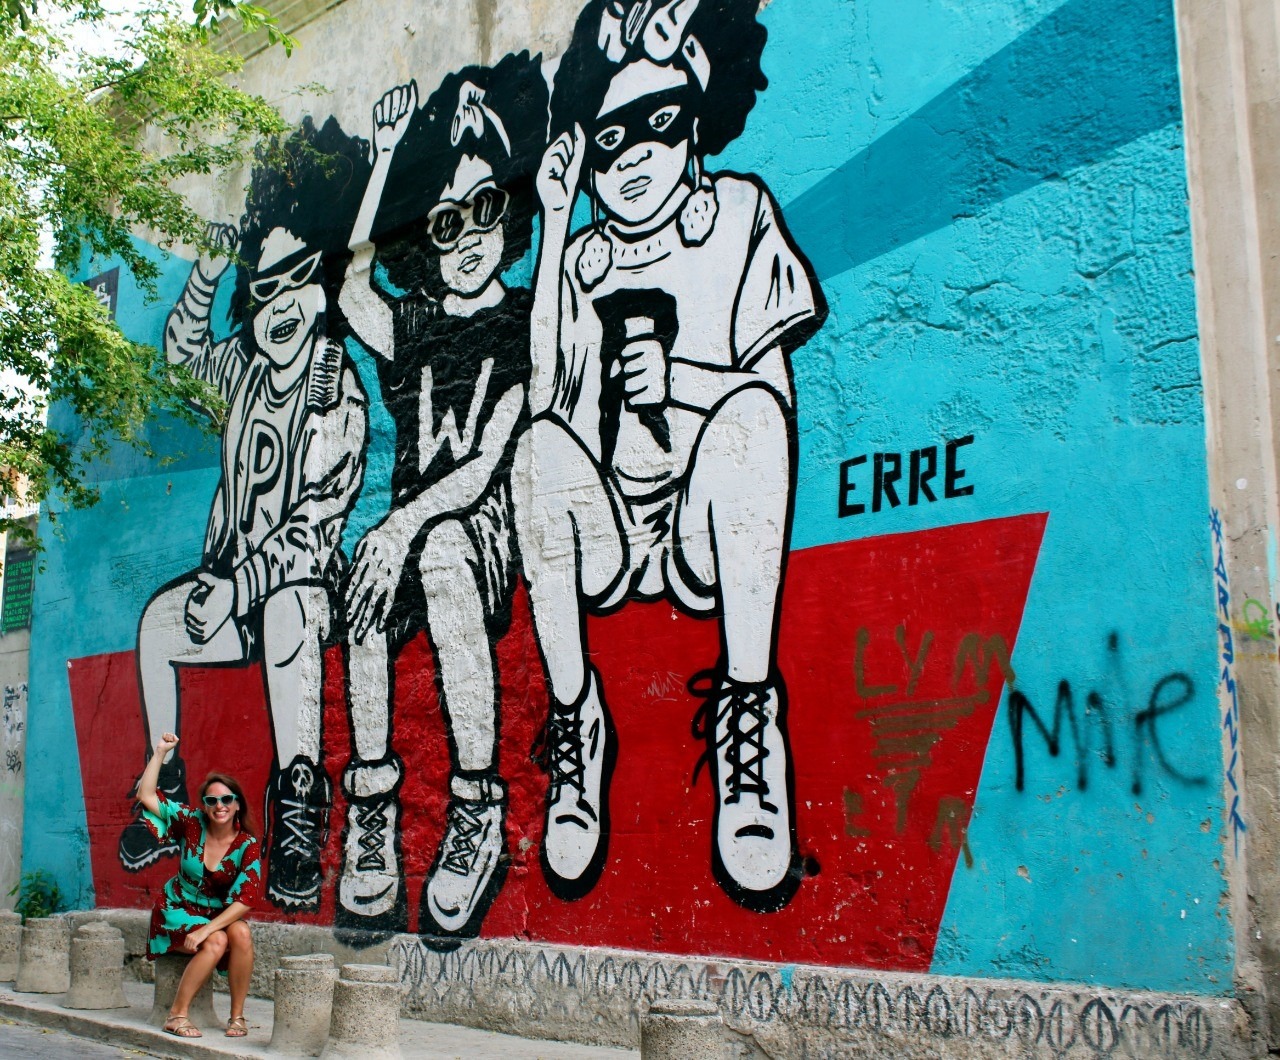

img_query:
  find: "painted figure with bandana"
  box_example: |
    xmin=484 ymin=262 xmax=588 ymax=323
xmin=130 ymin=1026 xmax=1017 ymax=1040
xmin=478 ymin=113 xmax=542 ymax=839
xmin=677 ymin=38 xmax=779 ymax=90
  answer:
xmin=337 ymin=56 xmax=546 ymax=945
xmin=519 ymin=0 xmax=826 ymax=911
xmin=118 ymin=119 xmax=370 ymax=914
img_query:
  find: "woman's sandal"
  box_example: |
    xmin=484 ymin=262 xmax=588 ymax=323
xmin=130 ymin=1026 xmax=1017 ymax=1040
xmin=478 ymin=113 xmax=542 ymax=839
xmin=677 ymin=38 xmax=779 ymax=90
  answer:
xmin=163 ymin=1015 xmax=202 ymax=1038
xmin=226 ymin=1015 xmax=248 ymax=1038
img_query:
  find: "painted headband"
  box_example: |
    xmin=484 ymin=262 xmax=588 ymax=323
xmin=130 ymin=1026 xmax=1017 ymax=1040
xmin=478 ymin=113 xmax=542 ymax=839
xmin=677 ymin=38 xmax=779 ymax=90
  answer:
xmin=599 ymin=0 xmax=711 ymax=90
xmin=450 ymin=82 xmax=513 ymax=157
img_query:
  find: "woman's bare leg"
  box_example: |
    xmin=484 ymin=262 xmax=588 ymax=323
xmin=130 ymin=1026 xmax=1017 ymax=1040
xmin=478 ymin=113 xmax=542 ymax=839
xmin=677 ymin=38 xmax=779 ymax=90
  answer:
xmin=224 ymin=921 xmax=253 ymax=1018
xmin=170 ymin=930 xmax=227 ymax=1019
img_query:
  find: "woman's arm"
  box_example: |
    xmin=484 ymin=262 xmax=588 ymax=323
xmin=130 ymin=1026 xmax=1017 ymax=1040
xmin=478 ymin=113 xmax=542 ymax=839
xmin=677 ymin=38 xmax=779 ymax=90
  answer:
xmin=182 ymin=902 xmax=251 ymax=953
xmin=135 ymin=732 xmax=180 ymax=816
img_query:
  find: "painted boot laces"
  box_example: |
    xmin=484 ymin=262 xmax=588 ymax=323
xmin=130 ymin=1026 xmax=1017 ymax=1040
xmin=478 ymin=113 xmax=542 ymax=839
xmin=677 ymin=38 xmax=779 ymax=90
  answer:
xmin=421 ymin=773 xmax=507 ymax=943
xmin=691 ymin=670 xmax=799 ymax=911
xmin=532 ymin=667 xmax=614 ymax=898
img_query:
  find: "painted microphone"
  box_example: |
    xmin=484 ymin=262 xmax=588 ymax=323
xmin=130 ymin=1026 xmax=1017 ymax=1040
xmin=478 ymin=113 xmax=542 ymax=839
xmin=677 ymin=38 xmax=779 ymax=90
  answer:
xmin=595 ymin=286 xmax=675 ymax=463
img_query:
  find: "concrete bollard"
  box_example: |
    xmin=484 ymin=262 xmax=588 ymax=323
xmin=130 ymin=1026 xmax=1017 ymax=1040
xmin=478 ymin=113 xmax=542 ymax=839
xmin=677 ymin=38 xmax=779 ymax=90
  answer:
xmin=64 ymin=922 xmax=129 ymax=1009
xmin=641 ymin=999 xmax=728 ymax=1059
xmin=149 ymin=953 xmax=219 ymax=1029
xmin=0 ymin=910 xmax=20 ymax=981
xmin=320 ymin=963 xmax=401 ymax=1060
xmin=15 ymin=917 xmax=70 ymax=993
xmin=270 ymin=953 xmax=337 ymax=1056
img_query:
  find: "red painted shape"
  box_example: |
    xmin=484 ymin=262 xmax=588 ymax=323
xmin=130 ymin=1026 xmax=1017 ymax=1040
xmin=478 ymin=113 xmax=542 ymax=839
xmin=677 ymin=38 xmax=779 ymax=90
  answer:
xmin=69 ymin=512 xmax=1046 ymax=971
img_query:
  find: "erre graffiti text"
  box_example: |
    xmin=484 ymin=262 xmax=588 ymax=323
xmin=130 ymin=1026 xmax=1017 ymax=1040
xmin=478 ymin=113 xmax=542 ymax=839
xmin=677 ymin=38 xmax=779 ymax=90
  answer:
xmin=838 ymin=435 xmax=975 ymax=518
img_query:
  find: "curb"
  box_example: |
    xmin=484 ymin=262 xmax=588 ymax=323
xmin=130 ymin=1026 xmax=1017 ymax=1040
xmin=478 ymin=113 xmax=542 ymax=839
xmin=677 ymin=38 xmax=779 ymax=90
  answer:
xmin=0 ymin=992 xmax=259 ymax=1060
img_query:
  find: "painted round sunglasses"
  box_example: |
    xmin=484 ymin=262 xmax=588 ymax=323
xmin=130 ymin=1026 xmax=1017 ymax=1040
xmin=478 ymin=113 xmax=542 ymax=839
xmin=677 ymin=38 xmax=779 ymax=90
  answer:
xmin=426 ymin=186 xmax=510 ymax=251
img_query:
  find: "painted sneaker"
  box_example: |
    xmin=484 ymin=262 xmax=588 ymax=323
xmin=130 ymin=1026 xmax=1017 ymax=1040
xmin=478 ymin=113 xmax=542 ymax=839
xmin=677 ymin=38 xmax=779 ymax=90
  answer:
xmin=535 ymin=667 xmax=615 ymax=900
xmin=118 ymin=756 xmax=187 ymax=871
xmin=336 ymin=754 xmax=405 ymax=944
xmin=419 ymin=773 xmax=508 ymax=950
xmin=265 ymin=754 xmax=331 ymax=911
xmin=692 ymin=671 xmax=801 ymax=912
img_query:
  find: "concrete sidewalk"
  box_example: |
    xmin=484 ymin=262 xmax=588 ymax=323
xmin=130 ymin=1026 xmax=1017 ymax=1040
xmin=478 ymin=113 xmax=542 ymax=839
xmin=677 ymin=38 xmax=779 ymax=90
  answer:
xmin=0 ymin=979 xmax=636 ymax=1059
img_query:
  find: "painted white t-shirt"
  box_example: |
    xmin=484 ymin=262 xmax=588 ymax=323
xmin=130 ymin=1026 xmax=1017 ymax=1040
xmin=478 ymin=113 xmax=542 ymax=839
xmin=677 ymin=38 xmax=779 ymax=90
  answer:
xmin=553 ymin=173 xmax=820 ymax=500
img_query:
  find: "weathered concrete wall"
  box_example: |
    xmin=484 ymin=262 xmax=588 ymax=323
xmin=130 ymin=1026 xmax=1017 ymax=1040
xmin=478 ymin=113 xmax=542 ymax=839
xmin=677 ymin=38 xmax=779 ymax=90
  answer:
xmin=18 ymin=0 xmax=1243 ymax=1052
xmin=0 ymin=628 xmax=29 ymax=910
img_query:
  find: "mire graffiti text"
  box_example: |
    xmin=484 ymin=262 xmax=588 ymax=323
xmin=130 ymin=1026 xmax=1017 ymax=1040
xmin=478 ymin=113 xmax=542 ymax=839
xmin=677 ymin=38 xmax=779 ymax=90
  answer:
xmin=1007 ymin=633 xmax=1207 ymax=797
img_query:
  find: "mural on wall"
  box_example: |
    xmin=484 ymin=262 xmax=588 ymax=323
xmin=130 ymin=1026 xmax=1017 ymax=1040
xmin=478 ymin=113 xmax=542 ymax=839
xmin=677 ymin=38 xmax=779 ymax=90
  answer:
xmin=116 ymin=119 xmax=372 ymax=914
xmin=519 ymin=0 xmax=824 ymax=912
xmin=28 ymin=0 xmax=1231 ymax=998
xmin=335 ymin=55 xmax=546 ymax=943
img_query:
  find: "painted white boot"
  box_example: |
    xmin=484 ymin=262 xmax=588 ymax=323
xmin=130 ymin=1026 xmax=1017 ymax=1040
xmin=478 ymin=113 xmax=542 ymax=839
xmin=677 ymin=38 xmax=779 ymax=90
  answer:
xmin=694 ymin=674 xmax=800 ymax=912
xmin=539 ymin=667 xmax=616 ymax=900
xmin=336 ymin=755 xmax=404 ymax=938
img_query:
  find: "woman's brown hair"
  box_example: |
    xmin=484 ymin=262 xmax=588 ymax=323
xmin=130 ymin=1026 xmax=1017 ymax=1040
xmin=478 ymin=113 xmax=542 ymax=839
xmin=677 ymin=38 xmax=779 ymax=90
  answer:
xmin=199 ymin=773 xmax=256 ymax=837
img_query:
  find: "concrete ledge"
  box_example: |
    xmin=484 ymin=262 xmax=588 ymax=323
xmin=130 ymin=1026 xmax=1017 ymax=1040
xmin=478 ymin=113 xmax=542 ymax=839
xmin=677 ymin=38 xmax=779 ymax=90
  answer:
xmin=59 ymin=910 xmax=1250 ymax=1058
xmin=388 ymin=936 xmax=1246 ymax=1059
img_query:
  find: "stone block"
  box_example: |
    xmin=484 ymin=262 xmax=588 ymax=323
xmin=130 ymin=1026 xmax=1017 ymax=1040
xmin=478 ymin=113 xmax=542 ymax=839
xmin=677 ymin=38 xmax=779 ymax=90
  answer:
xmin=64 ymin=922 xmax=129 ymax=1009
xmin=641 ymin=1000 xmax=728 ymax=1059
xmin=321 ymin=962 xmax=401 ymax=1060
xmin=0 ymin=910 xmax=20 ymax=981
xmin=15 ymin=916 xmax=70 ymax=993
xmin=149 ymin=952 xmax=219 ymax=1029
xmin=270 ymin=952 xmax=337 ymax=1056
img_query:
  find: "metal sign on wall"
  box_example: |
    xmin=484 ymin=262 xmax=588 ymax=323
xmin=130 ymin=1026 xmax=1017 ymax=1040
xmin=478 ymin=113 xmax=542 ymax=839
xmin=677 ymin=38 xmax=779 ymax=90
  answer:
xmin=2 ymin=550 xmax=35 ymax=633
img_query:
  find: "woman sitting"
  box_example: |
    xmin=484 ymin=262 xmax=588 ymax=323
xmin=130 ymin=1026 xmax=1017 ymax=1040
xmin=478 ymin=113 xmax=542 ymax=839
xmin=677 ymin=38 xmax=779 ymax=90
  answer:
xmin=134 ymin=732 xmax=262 ymax=1038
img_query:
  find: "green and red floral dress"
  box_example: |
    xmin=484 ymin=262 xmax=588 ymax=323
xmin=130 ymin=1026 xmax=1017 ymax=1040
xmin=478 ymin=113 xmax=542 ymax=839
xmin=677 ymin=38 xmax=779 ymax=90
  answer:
xmin=143 ymin=794 xmax=263 ymax=963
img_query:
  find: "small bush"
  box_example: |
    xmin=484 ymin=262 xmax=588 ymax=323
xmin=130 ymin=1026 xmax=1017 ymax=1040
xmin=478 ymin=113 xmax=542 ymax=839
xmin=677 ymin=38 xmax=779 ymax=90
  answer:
xmin=8 ymin=870 xmax=65 ymax=922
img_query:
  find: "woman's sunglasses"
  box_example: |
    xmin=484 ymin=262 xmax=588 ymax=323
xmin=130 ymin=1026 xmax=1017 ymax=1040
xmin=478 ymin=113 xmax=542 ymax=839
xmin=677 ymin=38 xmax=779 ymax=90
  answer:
xmin=202 ymin=794 xmax=238 ymax=807
xmin=426 ymin=186 xmax=510 ymax=251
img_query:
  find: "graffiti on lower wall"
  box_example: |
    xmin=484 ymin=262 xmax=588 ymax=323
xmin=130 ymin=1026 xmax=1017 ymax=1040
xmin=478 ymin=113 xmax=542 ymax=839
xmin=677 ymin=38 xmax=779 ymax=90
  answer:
xmin=1 ymin=682 xmax=27 ymax=901
xmin=31 ymin=0 xmax=1230 ymax=996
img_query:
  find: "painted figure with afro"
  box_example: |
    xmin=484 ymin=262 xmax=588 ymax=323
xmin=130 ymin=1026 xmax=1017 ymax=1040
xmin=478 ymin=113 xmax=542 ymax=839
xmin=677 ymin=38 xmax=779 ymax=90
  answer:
xmin=118 ymin=118 xmax=370 ymax=914
xmin=336 ymin=54 xmax=546 ymax=945
xmin=519 ymin=0 xmax=826 ymax=912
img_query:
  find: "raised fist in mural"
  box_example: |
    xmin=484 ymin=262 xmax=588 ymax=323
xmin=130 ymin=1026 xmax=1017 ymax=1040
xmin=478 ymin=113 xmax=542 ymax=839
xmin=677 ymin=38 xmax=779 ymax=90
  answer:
xmin=537 ymin=125 xmax=585 ymax=222
xmin=372 ymin=80 xmax=418 ymax=157
xmin=184 ymin=571 xmax=234 ymax=644
xmin=346 ymin=518 xmax=405 ymax=645
xmin=196 ymin=221 xmax=239 ymax=282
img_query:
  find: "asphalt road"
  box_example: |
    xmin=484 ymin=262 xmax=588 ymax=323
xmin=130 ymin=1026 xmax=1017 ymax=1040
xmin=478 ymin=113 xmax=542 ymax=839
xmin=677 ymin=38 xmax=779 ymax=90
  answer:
xmin=0 ymin=1015 xmax=160 ymax=1058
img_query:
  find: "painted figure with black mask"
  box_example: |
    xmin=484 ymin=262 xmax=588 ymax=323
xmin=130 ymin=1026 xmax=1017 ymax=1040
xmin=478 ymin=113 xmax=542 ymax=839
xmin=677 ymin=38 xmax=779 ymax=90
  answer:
xmin=337 ymin=56 xmax=546 ymax=947
xmin=518 ymin=0 xmax=826 ymax=912
xmin=118 ymin=119 xmax=370 ymax=916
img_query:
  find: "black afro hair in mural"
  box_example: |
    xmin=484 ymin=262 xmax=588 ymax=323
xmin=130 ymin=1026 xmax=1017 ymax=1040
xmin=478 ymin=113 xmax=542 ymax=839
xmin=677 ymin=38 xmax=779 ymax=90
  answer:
xmin=550 ymin=0 xmax=767 ymax=161
xmin=230 ymin=115 xmax=371 ymax=339
xmin=372 ymin=51 xmax=549 ymax=295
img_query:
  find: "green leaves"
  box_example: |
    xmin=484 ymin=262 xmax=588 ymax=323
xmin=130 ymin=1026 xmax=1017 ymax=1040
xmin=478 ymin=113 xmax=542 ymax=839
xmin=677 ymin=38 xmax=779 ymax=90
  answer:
xmin=0 ymin=0 xmax=287 ymax=537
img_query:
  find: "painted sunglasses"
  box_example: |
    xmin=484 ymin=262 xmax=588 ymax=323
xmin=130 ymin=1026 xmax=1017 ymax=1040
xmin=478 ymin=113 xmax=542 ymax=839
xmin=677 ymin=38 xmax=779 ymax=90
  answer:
xmin=249 ymin=249 xmax=323 ymax=303
xmin=426 ymin=186 xmax=510 ymax=251
xmin=202 ymin=794 xmax=238 ymax=807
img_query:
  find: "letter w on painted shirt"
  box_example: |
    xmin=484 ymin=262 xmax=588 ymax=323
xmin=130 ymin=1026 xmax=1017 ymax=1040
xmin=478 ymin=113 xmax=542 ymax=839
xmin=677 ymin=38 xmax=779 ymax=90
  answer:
xmin=419 ymin=358 xmax=494 ymax=472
